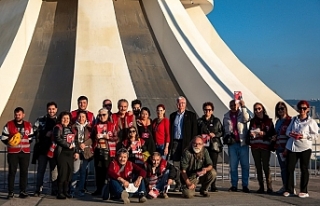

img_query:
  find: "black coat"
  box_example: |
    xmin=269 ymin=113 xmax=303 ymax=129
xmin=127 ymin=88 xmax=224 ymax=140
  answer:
xmin=169 ymin=110 xmax=197 ymax=152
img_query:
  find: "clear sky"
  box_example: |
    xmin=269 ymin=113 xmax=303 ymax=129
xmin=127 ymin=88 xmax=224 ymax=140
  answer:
xmin=207 ymin=0 xmax=320 ymax=100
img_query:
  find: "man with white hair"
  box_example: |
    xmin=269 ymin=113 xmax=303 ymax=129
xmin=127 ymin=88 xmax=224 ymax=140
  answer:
xmin=180 ymin=136 xmax=216 ymax=198
xmin=169 ymin=96 xmax=197 ymax=191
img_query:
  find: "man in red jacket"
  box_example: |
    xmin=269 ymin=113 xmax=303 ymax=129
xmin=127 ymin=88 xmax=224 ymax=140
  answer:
xmin=71 ymin=96 xmax=95 ymax=126
xmin=1 ymin=107 xmax=34 ymax=199
xmin=108 ymin=148 xmax=147 ymax=204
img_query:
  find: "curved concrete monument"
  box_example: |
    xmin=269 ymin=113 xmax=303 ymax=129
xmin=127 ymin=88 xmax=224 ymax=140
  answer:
xmin=0 ymin=0 xmax=295 ymax=129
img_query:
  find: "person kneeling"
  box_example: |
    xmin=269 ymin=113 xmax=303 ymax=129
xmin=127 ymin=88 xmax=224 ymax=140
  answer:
xmin=145 ymin=152 xmax=176 ymax=199
xmin=180 ymin=136 xmax=217 ymax=198
xmin=108 ymin=148 xmax=147 ymax=204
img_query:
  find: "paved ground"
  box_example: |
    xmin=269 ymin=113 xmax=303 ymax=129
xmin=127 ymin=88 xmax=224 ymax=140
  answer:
xmin=1 ymin=174 xmax=319 ymax=206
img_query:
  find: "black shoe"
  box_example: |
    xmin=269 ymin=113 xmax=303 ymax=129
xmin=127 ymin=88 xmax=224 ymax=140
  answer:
xmin=7 ymin=192 xmax=14 ymax=199
xmin=257 ymin=188 xmax=265 ymax=194
xmin=91 ymin=190 xmax=102 ymax=196
xmin=210 ymin=187 xmax=218 ymax=192
xmin=139 ymin=194 xmax=147 ymax=203
xmin=267 ymin=188 xmax=273 ymax=194
xmin=200 ymin=191 xmax=210 ymax=197
xmin=242 ymin=186 xmax=250 ymax=193
xmin=34 ymin=191 xmax=41 ymax=197
xmin=56 ymin=193 xmax=66 ymax=199
xmin=228 ymin=186 xmax=238 ymax=192
xmin=51 ymin=190 xmax=58 ymax=196
xmin=64 ymin=192 xmax=72 ymax=198
xmin=19 ymin=191 xmax=29 ymax=198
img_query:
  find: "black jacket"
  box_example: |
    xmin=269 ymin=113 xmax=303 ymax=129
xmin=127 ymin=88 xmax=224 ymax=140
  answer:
xmin=169 ymin=110 xmax=197 ymax=152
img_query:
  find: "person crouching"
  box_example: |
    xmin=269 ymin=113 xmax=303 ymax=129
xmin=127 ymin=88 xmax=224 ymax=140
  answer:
xmin=108 ymin=148 xmax=147 ymax=204
xmin=145 ymin=152 xmax=176 ymax=199
xmin=180 ymin=136 xmax=217 ymax=198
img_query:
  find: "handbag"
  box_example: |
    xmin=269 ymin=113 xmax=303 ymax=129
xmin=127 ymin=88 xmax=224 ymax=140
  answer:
xmin=210 ymin=137 xmax=223 ymax=153
xmin=99 ymin=148 xmax=109 ymax=161
xmin=223 ymin=133 xmax=236 ymax=145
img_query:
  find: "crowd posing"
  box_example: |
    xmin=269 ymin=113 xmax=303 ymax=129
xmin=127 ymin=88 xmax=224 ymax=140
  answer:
xmin=1 ymin=96 xmax=319 ymax=203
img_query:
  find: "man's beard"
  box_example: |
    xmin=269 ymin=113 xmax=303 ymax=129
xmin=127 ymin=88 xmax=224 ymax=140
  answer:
xmin=192 ymin=147 xmax=201 ymax=153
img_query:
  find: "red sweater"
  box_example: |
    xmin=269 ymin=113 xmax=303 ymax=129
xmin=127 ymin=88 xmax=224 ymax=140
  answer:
xmin=108 ymin=159 xmax=146 ymax=181
xmin=152 ymin=118 xmax=170 ymax=145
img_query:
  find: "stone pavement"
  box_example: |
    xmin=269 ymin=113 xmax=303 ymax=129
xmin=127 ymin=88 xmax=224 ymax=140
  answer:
xmin=1 ymin=175 xmax=320 ymax=206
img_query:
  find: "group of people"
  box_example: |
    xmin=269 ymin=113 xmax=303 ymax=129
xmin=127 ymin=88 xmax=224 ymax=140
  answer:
xmin=1 ymin=95 xmax=318 ymax=203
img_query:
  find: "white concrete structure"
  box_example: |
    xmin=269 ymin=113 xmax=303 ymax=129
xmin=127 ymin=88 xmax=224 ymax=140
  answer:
xmin=71 ymin=0 xmax=137 ymax=114
xmin=0 ymin=0 xmax=41 ymax=118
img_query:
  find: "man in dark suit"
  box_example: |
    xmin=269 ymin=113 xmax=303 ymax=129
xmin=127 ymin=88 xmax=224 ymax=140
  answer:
xmin=169 ymin=96 xmax=197 ymax=191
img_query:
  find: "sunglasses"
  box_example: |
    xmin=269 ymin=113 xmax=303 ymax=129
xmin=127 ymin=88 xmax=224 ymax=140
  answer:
xmin=203 ymin=109 xmax=212 ymax=112
xmin=104 ymin=104 xmax=112 ymax=107
xmin=129 ymin=130 xmax=136 ymax=133
xmin=254 ymin=107 xmax=262 ymax=112
xmin=98 ymin=113 xmax=107 ymax=117
xmin=277 ymin=107 xmax=285 ymax=111
xmin=298 ymin=107 xmax=308 ymax=111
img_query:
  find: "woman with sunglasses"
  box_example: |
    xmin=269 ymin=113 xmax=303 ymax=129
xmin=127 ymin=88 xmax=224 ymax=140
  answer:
xmin=283 ymin=100 xmax=319 ymax=198
xmin=272 ymin=102 xmax=292 ymax=194
xmin=137 ymin=107 xmax=156 ymax=155
xmin=152 ymin=104 xmax=170 ymax=158
xmin=197 ymin=102 xmax=223 ymax=192
xmin=248 ymin=103 xmax=276 ymax=194
xmin=122 ymin=126 xmax=147 ymax=168
xmin=91 ymin=108 xmax=118 ymax=196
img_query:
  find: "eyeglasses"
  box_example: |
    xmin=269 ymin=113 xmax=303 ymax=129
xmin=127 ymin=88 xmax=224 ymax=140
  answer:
xmin=203 ymin=109 xmax=212 ymax=112
xmin=129 ymin=130 xmax=136 ymax=133
xmin=298 ymin=107 xmax=308 ymax=111
xmin=277 ymin=107 xmax=285 ymax=111
xmin=98 ymin=113 xmax=107 ymax=117
xmin=254 ymin=107 xmax=262 ymax=112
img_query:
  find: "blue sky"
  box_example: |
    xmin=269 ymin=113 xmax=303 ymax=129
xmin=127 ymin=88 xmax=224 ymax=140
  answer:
xmin=207 ymin=0 xmax=320 ymax=100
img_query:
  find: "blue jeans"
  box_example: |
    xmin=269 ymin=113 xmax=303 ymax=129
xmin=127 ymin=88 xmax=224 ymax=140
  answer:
xmin=36 ymin=154 xmax=58 ymax=192
xmin=109 ymin=177 xmax=146 ymax=198
xmin=276 ymin=148 xmax=287 ymax=186
xmin=228 ymin=143 xmax=249 ymax=187
xmin=70 ymin=158 xmax=90 ymax=193
xmin=154 ymin=170 xmax=170 ymax=192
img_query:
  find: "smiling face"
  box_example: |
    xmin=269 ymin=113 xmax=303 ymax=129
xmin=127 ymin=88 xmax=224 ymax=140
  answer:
xmin=118 ymin=101 xmax=128 ymax=115
xmin=156 ymin=106 xmax=165 ymax=118
xmin=298 ymin=104 xmax=309 ymax=117
xmin=203 ymin=105 xmax=213 ymax=118
xmin=152 ymin=154 xmax=161 ymax=167
xmin=118 ymin=152 xmax=128 ymax=165
xmin=61 ymin=114 xmax=70 ymax=127
xmin=177 ymin=97 xmax=186 ymax=113
xmin=47 ymin=105 xmax=57 ymax=118
xmin=98 ymin=111 xmax=108 ymax=122
xmin=254 ymin=103 xmax=264 ymax=118
xmin=14 ymin=111 xmax=25 ymax=123
xmin=78 ymin=113 xmax=87 ymax=124
xmin=78 ymin=100 xmax=88 ymax=111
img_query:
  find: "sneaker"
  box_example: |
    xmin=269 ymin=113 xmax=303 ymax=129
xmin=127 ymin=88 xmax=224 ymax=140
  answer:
xmin=7 ymin=192 xmax=14 ymax=199
xmin=283 ymin=191 xmax=294 ymax=197
xmin=298 ymin=193 xmax=309 ymax=198
xmin=139 ymin=193 xmax=147 ymax=203
xmin=121 ymin=191 xmax=130 ymax=204
xmin=242 ymin=186 xmax=250 ymax=193
xmin=19 ymin=191 xmax=29 ymax=198
xmin=159 ymin=192 xmax=169 ymax=199
xmin=200 ymin=190 xmax=210 ymax=197
xmin=56 ymin=193 xmax=66 ymax=199
xmin=228 ymin=186 xmax=238 ymax=192
xmin=276 ymin=186 xmax=285 ymax=194
xmin=256 ymin=188 xmax=265 ymax=194
xmin=34 ymin=191 xmax=40 ymax=197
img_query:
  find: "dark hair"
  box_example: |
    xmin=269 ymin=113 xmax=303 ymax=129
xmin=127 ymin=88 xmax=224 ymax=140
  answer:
xmin=117 ymin=148 xmax=129 ymax=157
xmin=77 ymin=96 xmax=88 ymax=103
xmin=14 ymin=107 xmax=24 ymax=113
xmin=202 ymin=102 xmax=214 ymax=111
xmin=253 ymin=102 xmax=269 ymax=118
xmin=297 ymin=100 xmax=310 ymax=109
xmin=77 ymin=110 xmax=88 ymax=120
xmin=117 ymin=99 xmax=128 ymax=108
xmin=131 ymin=99 xmax=142 ymax=108
xmin=127 ymin=126 xmax=139 ymax=139
xmin=140 ymin=107 xmax=151 ymax=117
xmin=275 ymin=101 xmax=288 ymax=119
xmin=46 ymin=101 xmax=57 ymax=108
xmin=156 ymin=104 xmax=166 ymax=117
xmin=229 ymin=100 xmax=236 ymax=106
xmin=102 ymin=99 xmax=112 ymax=105
xmin=57 ymin=111 xmax=72 ymax=126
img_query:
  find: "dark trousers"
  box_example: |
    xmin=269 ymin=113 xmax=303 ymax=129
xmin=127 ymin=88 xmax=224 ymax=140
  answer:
xmin=8 ymin=152 xmax=30 ymax=192
xmin=286 ymin=149 xmax=311 ymax=193
xmin=171 ymin=140 xmax=183 ymax=186
xmin=208 ymin=150 xmax=219 ymax=188
xmin=57 ymin=151 xmax=73 ymax=194
xmin=94 ymin=148 xmax=112 ymax=192
xmin=36 ymin=154 xmax=58 ymax=192
xmin=251 ymin=148 xmax=272 ymax=190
